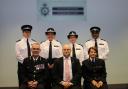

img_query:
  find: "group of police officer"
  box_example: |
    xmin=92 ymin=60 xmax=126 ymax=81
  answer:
xmin=15 ymin=25 xmax=109 ymax=89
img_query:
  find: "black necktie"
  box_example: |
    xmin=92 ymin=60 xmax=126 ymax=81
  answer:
xmin=27 ymin=39 xmax=31 ymax=57
xmin=48 ymin=41 xmax=52 ymax=64
xmin=95 ymin=39 xmax=99 ymax=58
xmin=72 ymin=44 xmax=76 ymax=58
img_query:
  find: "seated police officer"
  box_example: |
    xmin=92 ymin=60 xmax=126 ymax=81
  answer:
xmin=82 ymin=47 xmax=108 ymax=89
xmin=19 ymin=43 xmax=48 ymax=89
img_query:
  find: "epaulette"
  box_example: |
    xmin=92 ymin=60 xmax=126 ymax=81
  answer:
xmin=85 ymin=39 xmax=91 ymax=42
xmin=40 ymin=40 xmax=45 ymax=44
xmin=32 ymin=39 xmax=36 ymax=42
xmin=16 ymin=39 xmax=21 ymax=42
xmin=55 ymin=40 xmax=61 ymax=43
xmin=56 ymin=40 xmax=60 ymax=42
xmin=57 ymin=40 xmax=62 ymax=43
xmin=79 ymin=44 xmax=83 ymax=47
xmin=101 ymin=39 xmax=107 ymax=41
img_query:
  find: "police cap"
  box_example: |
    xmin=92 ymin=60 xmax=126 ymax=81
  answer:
xmin=67 ymin=31 xmax=78 ymax=38
xmin=21 ymin=25 xmax=32 ymax=32
xmin=90 ymin=26 xmax=101 ymax=33
xmin=45 ymin=28 xmax=56 ymax=35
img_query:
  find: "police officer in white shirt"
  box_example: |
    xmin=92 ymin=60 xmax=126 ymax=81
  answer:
xmin=40 ymin=28 xmax=63 ymax=89
xmin=84 ymin=26 xmax=109 ymax=60
xmin=67 ymin=31 xmax=84 ymax=65
xmin=15 ymin=25 xmax=36 ymax=86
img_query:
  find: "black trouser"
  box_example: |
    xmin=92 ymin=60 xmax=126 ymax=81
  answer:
xmin=45 ymin=58 xmax=56 ymax=89
xmin=83 ymin=82 xmax=108 ymax=89
xmin=44 ymin=68 xmax=53 ymax=89
xmin=52 ymin=84 xmax=81 ymax=89
xmin=19 ymin=83 xmax=44 ymax=89
xmin=18 ymin=62 xmax=23 ymax=86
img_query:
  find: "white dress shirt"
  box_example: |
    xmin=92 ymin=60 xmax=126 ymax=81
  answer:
xmin=15 ymin=37 xmax=36 ymax=63
xmin=84 ymin=38 xmax=109 ymax=60
xmin=69 ymin=43 xmax=84 ymax=65
xmin=40 ymin=39 xmax=63 ymax=59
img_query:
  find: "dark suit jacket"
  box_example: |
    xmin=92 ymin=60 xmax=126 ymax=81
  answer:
xmin=82 ymin=58 xmax=107 ymax=83
xmin=21 ymin=56 xmax=48 ymax=84
xmin=52 ymin=57 xmax=81 ymax=86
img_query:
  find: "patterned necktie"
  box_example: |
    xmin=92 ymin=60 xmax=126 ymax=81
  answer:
xmin=72 ymin=44 xmax=76 ymax=58
xmin=95 ymin=39 xmax=99 ymax=58
xmin=27 ymin=39 xmax=31 ymax=57
xmin=48 ymin=41 xmax=52 ymax=64
xmin=65 ymin=59 xmax=70 ymax=82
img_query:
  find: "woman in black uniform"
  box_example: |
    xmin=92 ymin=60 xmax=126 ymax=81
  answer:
xmin=82 ymin=47 xmax=108 ymax=89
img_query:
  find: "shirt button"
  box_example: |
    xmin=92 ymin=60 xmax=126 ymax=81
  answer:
xmin=33 ymin=75 xmax=35 ymax=78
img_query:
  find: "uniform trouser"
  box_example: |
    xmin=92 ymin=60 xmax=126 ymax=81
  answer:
xmin=52 ymin=84 xmax=81 ymax=89
xmin=44 ymin=68 xmax=53 ymax=89
xmin=18 ymin=62 xmax=23 ymax=86
xmin=19 ymin=83 xmax=44 ymax=89
xmin=83 ymin=82 xmax=108 ymax=89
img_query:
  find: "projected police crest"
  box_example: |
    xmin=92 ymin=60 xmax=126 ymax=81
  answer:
xmin=37 ymin=0 xmax=86 ymax=22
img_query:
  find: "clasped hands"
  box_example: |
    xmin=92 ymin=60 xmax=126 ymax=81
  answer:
xmin=27 ymin=80 xmax=38 ymax=89
xmin=60 ymin=81 xmax=73 ymax=89
xmin=92 ymin=80 xmax=103 ymax=88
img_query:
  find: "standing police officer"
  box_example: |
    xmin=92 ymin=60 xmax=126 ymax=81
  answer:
xmin=40 ymin=28 xmax=63 ymax=89
xmin=84 ymin=26 xmax=109 ymax=60
xmin=67 ymin=31 xmax=84 ymax=65
xmin=15 ymin=25 xmax=36 ymax=86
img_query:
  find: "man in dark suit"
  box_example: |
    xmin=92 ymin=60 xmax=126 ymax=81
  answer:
xmin=19 ymin=43 xmax=48 ymax=89
xmin=82 ymin=47 xmax=108 ymax=89
xmin=52 ymin=44 xmax=81 ymax=89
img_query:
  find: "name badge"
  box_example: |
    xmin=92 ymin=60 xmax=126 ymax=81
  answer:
xmin=76 ymin=48 xmax=81 ymax=50
xmin=54 ymin=45 xmax=59 ymax=47
xmin=99 ymin=43 xmax=104 ymax=45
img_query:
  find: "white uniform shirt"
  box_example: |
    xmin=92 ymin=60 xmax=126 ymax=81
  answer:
xmin=63 ymin=57 xmax=72 ymax=81
xmin=69 ymin=43 xmax=84 ymax=65
xmin=40 ymin=39 xmax=63 ymax=59
xmin=15 ymin=37 xmax=36 ymax=63
xmin=84 ymin=38 xmax=109 ymax=60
